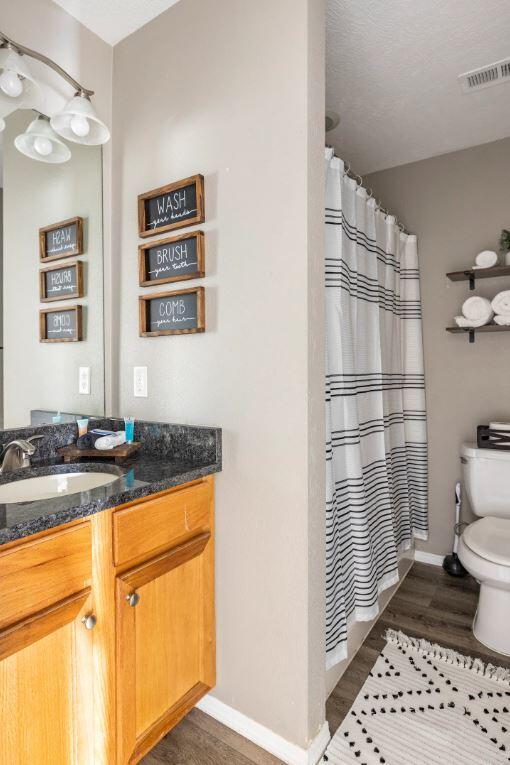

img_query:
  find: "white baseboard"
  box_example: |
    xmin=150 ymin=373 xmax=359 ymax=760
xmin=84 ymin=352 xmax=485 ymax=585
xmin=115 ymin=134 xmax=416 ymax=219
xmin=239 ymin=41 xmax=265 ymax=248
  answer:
xmin=414 ymin=550 xmax=444 ymax=567
xmin=196 ymin=694 xmax=331 ymax=765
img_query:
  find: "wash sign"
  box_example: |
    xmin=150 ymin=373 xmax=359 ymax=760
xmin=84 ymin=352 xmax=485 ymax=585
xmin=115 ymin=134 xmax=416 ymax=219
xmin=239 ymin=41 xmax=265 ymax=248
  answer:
xmin=138 ymin=175 xmax=205 ymax=237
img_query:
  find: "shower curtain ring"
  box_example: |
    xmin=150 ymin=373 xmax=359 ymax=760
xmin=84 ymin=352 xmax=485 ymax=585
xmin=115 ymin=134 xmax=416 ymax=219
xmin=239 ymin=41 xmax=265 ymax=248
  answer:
xmin=342 ymin=162 xmax=351 ymax=177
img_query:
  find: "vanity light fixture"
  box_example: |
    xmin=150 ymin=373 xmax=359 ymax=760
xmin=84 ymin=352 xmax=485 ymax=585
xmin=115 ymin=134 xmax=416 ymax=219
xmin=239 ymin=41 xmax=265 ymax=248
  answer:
xmin=0 ymin=44 xmax=43 ymax=110
xmin=51 ymin=93 xmax=110 ymax=146
xmin=0 ymin=29 xmax=110 ymax=147
xmin=14 ymin=115 xmax=71 ymax=164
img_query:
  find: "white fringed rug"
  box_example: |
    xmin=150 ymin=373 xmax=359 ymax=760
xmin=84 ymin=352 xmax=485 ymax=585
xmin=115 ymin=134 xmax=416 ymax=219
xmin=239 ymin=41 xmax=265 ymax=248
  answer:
xmin=323 ymin=630 xmax=510 ymax=765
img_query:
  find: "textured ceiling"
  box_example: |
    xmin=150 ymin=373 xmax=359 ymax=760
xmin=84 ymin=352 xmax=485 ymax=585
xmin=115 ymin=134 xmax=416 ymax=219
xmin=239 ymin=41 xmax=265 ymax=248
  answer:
xmin=51 ymin=0 xmax=181 ymax=45
xmin=327 ymin=0 xmax=510 ymax=174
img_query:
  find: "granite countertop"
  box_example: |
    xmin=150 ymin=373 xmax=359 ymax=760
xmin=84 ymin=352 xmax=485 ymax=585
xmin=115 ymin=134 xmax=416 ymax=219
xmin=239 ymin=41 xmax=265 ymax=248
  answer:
xmin=0 ymin=419 xmax=221 ymax=546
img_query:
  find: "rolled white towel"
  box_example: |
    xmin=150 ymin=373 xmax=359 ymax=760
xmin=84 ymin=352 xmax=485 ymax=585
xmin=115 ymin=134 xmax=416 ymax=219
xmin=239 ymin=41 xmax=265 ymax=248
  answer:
xmin=494 ymin=314 xmax=510 ymax=326
xmin=473 ymin=250 xmax=498 ymax=269
xmin=454 ymin=315 xmax=493 ymax=328
xmin=491 ymin=290 xmax=510 ymax=316
xmin=461 ymin=295 xmax=493 ymax=322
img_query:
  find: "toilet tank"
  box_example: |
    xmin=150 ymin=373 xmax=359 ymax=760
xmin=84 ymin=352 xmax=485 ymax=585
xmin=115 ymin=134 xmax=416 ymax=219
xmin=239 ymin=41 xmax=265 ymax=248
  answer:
xmin=461 ymin=442 xmax=510 ymax=518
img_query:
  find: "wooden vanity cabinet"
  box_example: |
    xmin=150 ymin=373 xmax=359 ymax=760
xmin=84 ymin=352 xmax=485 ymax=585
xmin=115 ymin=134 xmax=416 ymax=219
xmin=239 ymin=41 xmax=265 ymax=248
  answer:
xmin=0 ymin=476 xmax=215 ymax=765
xmin=0 ymin=524 xmax=95 ymax=765
xmin=114 ymin=478 xmax=215 ymax=764
xmin=115 ymin=529 xmax=215 ymax=763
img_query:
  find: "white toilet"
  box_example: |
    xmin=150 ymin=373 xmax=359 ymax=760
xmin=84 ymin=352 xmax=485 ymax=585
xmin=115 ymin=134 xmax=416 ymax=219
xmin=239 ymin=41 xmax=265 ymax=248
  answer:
xmin=458 ymin=443 xmax=510 ymax=656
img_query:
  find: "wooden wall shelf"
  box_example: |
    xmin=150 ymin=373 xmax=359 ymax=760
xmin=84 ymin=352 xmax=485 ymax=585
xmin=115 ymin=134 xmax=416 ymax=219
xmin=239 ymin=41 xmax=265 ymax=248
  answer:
xmin=446 ymin=324 xmax=510 ymax=343
xmin=446 ymin=265 xmax=510 ymax=290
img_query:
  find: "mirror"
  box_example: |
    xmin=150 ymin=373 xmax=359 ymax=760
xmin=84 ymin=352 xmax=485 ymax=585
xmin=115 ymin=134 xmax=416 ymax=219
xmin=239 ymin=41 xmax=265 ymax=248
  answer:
xmin=0 ymin=109 xmax=104 ymax=428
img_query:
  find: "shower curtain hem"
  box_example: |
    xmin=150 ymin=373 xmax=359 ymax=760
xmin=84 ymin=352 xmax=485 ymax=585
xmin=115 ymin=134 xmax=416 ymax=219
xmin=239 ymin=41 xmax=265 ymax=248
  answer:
xmin=325 ymin=565 xmax=402 ymax=670
xmin=325 ymin=643 xmax=348 ymax=670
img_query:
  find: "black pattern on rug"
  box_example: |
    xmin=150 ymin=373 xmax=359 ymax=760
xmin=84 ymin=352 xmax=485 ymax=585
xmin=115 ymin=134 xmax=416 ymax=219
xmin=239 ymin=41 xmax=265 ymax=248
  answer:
xmin=323 ymin=630 xmax=510 ymax=765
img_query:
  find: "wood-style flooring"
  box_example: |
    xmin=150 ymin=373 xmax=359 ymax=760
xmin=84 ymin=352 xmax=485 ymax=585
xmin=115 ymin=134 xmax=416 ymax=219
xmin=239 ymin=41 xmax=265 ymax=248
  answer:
xmin=143 ymin=562 xmax=507 ymax=763
xmin=141 ymin=706 xmax=283 ymax=765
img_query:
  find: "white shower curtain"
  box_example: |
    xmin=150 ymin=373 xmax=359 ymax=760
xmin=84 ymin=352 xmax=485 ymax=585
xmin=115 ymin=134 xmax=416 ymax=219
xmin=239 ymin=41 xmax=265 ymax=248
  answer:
xmin=325 ymin=149 xmax=428 ymax=668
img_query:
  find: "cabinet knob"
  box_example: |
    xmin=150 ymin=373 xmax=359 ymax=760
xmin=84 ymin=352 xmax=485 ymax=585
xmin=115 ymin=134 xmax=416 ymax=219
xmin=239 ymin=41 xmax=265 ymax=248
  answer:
xmin=81 ymin=614 xmax=97 ymax=630
xmin=126 ymin=592 xmax=140 ymax=607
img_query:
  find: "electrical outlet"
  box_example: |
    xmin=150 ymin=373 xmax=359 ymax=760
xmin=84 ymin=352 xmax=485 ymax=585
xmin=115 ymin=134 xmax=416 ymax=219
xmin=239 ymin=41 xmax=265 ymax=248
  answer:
xmin=79 ymin=366 xmax=90 ymax=395
xmin=134 ymin=366 xmax=148 ymax=397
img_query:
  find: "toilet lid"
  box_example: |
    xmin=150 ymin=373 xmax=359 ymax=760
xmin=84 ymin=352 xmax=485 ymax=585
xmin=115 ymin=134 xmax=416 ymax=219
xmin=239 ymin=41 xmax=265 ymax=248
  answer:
xmin=463 ymin=517 xmax=510 ymax=566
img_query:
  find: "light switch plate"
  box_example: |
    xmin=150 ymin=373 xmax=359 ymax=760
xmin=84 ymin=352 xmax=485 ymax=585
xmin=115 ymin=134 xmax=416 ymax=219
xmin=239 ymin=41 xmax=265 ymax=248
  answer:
xmin=79 ymin=366 xmax=90 ymax=395
xmin=134 ymin=366 xmax=148 ymax=397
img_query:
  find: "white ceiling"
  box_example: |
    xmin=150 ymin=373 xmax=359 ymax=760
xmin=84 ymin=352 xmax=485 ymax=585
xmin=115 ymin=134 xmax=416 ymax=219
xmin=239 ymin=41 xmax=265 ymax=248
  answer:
xmin=327 ymin=0 xmax=510 ymax=174
xmin=51 ymin=0 xmax=181 ymax=46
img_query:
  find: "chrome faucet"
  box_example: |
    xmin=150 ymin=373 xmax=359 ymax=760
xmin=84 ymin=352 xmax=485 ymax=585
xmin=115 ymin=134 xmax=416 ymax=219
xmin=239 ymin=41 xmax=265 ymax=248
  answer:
xmin=0 ymin=436 xmax=44 ymax=473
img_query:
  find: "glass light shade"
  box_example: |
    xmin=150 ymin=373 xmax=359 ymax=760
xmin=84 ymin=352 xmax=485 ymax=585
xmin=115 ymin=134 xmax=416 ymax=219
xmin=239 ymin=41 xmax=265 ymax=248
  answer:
xmin=14 ymin=116 xmax=71 ymax=163
xmin=0 ymin=69 xmax=23 ymax=97
xmin=0 ymin=46 xmax=44 ymax=110
xmin=0 ymin=117 xmax=5 ymax=132
xmin=50 ymin=94 xmax=110 ymax=145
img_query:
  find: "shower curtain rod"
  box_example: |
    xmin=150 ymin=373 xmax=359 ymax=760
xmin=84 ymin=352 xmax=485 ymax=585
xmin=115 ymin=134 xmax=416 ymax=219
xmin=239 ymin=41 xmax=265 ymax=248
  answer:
xmin=326 ymin=146 xmax=411 ymax=235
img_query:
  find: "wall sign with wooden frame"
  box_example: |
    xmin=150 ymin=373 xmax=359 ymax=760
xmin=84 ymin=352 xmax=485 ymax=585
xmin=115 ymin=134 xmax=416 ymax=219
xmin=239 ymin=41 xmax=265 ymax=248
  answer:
xmin=40 ymin=305 xmax=83 ymax=343
xmin=139 ymin=287 xmax=205 ymax=337
xmin=139 ymin=231 xmax=205 ymax=287
xmin=40 ymin=261 xmax=84 ymax=302
xmin=138 ymin=175 xmax=204 ymax=238
xmin=39 ymin=217 xmax=84 ymax=262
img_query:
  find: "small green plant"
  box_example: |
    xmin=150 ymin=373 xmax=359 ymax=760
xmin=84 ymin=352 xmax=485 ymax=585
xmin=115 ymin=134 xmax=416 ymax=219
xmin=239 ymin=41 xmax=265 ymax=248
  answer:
xmin=499 ymin=229 xmax=510 ymax=253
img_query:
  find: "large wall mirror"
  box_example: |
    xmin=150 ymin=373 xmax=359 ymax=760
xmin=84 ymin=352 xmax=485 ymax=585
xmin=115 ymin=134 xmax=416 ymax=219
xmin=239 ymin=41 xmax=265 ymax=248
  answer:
xmin=0 ymin=109 xmax=104 ymax=428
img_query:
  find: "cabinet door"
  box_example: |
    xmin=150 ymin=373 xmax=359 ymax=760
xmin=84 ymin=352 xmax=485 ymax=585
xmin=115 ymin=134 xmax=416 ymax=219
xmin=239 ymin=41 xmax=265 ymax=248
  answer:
xmin=116 ymin=531 xmax=215 ymax=765
xmin=0 ymin=588 xmax=95 ymax=765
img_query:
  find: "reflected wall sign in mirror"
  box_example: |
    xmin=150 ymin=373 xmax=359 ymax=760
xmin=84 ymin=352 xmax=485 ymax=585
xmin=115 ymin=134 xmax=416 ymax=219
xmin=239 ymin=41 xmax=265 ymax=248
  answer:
xmin=39 ymin=216 xmax=84 ymax=262
xmin=40 ymin=305 xmax=83 ymax=343
xmin=40 ymin=261 xmax=84 ymax=302
xmin=1 ymin=110 xmax=105 ymax=428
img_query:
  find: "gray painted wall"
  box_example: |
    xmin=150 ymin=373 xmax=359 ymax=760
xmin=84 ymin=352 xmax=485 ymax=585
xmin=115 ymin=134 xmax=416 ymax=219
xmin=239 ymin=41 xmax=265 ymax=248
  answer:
xmin=367 ymin=137 xmax=510 ymax=555
xmin=112 ymin=0 xmax=326 ymax=749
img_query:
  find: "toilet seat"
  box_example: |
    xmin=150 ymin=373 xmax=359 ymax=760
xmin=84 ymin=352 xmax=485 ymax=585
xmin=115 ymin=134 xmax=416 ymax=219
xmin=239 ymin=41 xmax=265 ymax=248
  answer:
xmin=462 ymin=517 xmax=510 ymax=566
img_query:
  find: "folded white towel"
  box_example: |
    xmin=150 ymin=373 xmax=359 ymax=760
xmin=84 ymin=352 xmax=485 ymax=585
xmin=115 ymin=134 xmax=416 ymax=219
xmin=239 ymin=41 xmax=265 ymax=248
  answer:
xmin=461 ymin=295 xmax=493 ymax=323
xmin=454 ymin=315 xmax=492 ymax=328
xmin=491 ymin=290 xmax=510 ymax=316
xmin=494 ymin=314 xmax=510 ymax=326
xmin=473 ymin=250 xmax=498 ymax=269
xmin=95 ymin=431 xmax=126 ymax=450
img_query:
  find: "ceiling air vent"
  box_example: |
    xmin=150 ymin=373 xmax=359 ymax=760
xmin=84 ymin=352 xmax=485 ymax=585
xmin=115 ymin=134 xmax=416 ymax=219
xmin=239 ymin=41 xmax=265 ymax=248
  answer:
xmin=458 ymin=57 xmax=510 ymax=93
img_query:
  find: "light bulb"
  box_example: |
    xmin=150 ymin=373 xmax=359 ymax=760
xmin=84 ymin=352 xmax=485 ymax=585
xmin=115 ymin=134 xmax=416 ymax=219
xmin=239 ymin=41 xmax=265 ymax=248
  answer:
xmin=0 ymin=69 xmax=23 ymax=98
xmin=33 ymin=136 xmax=53 ymax=156
xmin=70 ymin=114 xmax=90 ymax=138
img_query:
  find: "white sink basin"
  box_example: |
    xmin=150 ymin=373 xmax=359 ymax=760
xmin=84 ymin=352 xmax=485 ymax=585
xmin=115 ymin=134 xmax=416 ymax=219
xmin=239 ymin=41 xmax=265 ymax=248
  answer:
xmin=0 ymin=472 xmax=119 ymax=503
